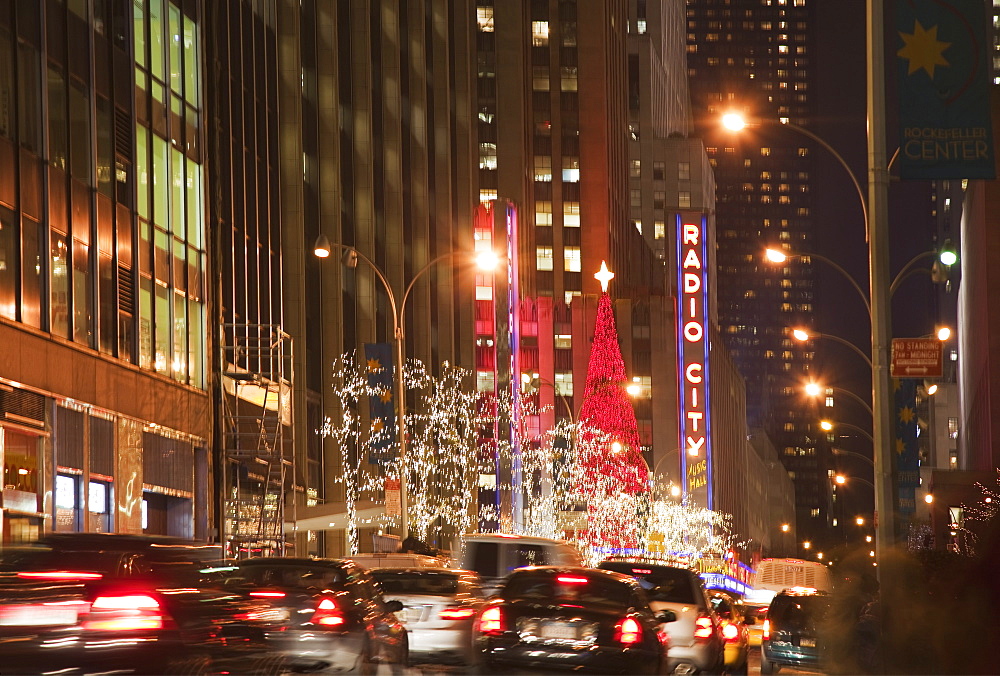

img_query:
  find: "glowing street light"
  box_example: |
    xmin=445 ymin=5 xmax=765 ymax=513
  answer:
xmin=802 ymin=541 xmax=812 ymax=550
xmin=804 ymin=382 xmax=873 ymax=418
xmin=856 ymin=516 xmax=865 ymax=526
xmin=936 ymin=326 xmax=951 ymax=341
xmin=781 ymin=523 xmax=790 ymax=533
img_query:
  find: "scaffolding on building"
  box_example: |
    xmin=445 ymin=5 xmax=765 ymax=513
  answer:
xmin=220 ymin=324 xmax=295 ymax=558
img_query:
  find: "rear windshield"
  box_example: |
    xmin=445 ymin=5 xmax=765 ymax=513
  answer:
xmin=769 ymin=594 xmax=830 ymax=630
xmin=237 ymin=563 xmax=346 ymax=590
xmin=598 ymin=562 xmax=698 ymax=605
xmin=503 ymin=571 xmax=631 ymax=611
xmin=372 ymin=570 xmax=460 ymax=595
xmin=0 ymin=546 xmax=231 ymax=585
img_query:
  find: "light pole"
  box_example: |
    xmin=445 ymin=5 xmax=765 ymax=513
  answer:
xmin=313 ymin=235 xmax=497 ymax=539
xmin=833 ymin=448 xmax=875 ymax=468
xmin=835 ymin=474 xmax=876 ymax=492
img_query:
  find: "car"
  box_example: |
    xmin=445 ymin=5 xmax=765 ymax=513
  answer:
xmin=760 ymin=587 xmax=831 ymax=674
xmin=0 ymin=533 xmax=283 ymax=675
xmin=230 ymin=556 xmax=409 ymax=673
xmin=474 ymin=566 xmax=676 ymax=674
xmin=461 ymin=533 xmax=583 ymax=593
xmin=743 ymin=601 xmax=769 ymax=647
xmin=371 ymin=567 xmax=485 ymax=664
xmin=598 ymin=560 xmax=725 ymax=675
xmin=709 ymin=591 xmax=750 ymax=675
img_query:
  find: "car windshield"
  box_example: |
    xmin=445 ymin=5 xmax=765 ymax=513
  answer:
xmin=237 ymin=563 xmax=346 ymax=591
xmin=372 ymin=570 xmax=460 ymax=595
xmin=599 ymin=562 xmax=698 ymax=604
xmin=504 ymin=571 xmax=631 ymax=611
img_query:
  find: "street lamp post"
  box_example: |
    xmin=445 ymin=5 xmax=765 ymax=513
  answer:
xmin=805 ymin=382 xmax=873 ymax=418
xmin=314 ymin=235 xmax=497 ymax=539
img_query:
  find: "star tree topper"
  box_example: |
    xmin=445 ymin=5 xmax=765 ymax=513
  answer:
xmin=595 ymin=260 xmax=615 ymax=292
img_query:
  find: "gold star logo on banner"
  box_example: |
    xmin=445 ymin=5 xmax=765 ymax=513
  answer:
xmin=379 ymin=388 xmax=393 ymax=404
xmin=372 ymin=419 xmax=384 ymax=433
xmin=899 ymin=406 xmax=915 ymax=425
xmin=367 ymin=358 xmax=382 ymax=372
xmin=896 ymin=438 xmax=906 ymax=455
xmin=898 ymin=20 xmax=951 ymax=79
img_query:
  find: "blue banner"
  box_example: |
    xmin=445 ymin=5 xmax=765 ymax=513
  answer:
xmin=896 ymin=0 xmax=995 ymax=179
xmin=363 ymin=343 xmax=397 ymax=465
xmin=894 ymin=378 xmax=920 ymax=489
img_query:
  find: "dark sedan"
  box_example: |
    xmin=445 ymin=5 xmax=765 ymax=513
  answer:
xmin=473 ymin=566 xmax=675 ymax=674
xmin=231 ymin=557 xmax=409 ymax=673
xmin=0 ymin=533 xmax=284 ymax=675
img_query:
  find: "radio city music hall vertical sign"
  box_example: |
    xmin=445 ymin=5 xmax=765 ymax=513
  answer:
xmin=676 ymin=214 xmax=712 ymax=508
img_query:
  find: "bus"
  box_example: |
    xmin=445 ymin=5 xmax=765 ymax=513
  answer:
xmin=752 ymin=557 xmax=832 ymax=594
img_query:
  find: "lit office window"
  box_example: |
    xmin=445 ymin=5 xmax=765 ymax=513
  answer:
xmin=479 ymin=143 xmax=497 ymax=169
xmin=534 ymin=156 xmax=552 ymax=182
xmin=477 ymin=6 xmax=494 ymax=31
xmin=563 ymin=202 xmax=580 ymax=227
xmin=564 ymin=247 xmax=581 ymax=272
xmin=560 ymin=66 xmax=578 ymax=91
xmin=562 ymin=157 xmax=580 ymax=182
xmin=678 ymin=191 xmax=691 ymax=208
xmin=531 ymin=21 xmax=549 ymax=45
xmin=536 ymin=246 xmax=554 ymax=271
xmin=654 ymin=221 xmax=666 ymax=239
xmin=536 ymin=201 xmax=553 ymax=226
xmin=554 ymin=372 xmax=573 ymax=396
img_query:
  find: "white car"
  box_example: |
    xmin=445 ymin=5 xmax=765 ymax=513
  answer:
xmin=372 ymin=568 xmax=486 ymax=665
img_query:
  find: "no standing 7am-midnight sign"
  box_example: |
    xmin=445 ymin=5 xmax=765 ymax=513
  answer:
xmin=891 ymin=338 xmax=943 ymax=378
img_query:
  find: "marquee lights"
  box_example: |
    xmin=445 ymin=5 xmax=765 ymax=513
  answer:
xmin=677 ymin=214 xmax=712 ymax=508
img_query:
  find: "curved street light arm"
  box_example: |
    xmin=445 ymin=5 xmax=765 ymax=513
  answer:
xmin=835 ymin=475 xmax=876 ymax=491
xmin=828 ymin=420 xmax=874 ymax=444
xmin=833 ymin=447 xmax=875 ymax=468
xmin=400 ymin=251 xmax=466 ymax=338
xmin=816 ymin=332 xmax=873 ymax=370
xmin=782 ymin=121 xmax=869 ymax=234
xmin=889 ymin=250 xmax=939 ymax=298
xmin=833 ymin=387 xmax=874 ymax=418
xmin=808 ymin=251 xmax=872 ymax=317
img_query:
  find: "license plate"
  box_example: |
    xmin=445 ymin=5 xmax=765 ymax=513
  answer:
xmin=540 ymin=623 xmax=577 ymax=640
xmin=0 ymin=605 xmax=80 ymax=626
xmin=800 ymin=637 xmax=816 ymax=648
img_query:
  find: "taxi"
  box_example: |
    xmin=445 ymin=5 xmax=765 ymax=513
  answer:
xmin=709 ymin=590 xmax=750 ymax=675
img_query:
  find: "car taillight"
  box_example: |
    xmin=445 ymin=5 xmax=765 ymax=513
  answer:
xmin=556 ymin=575 xmax=589 ymax=584
xmin=439 ymin=607 xmax=476 ymax=621
xmin=694 ymin=614 xmax=714 ymax=640
xmin=249 ymin=590 xmax=287 ymax=598
xmin=82 ymin=594 xmax=164 ymax=631
xmin=18 ymin=571 xmax=103 ymax=581
xmin=763 ymin=618 xmax=770 ymax=641
xmin=721 ymin=621 xmax=740 ymax=642
xmin=479 ymin=605 xmax=503 ymax=635
xmin=615 ymin=617 xmax=643 ymax=645
xmin=311 ymin=598 xmax=345 ymax=627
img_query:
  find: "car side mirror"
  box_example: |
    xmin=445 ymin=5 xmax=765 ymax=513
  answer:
xmin=656 ymin=609 xmax=678 ymax=624
xmin=384 ymin=599 xmax=404 ymax=613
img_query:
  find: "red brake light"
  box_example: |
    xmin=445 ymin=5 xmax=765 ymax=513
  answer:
xmin=721 ymin=621 xmax=740 ymax=641
xmin=616 ymin=617 xmax=643 ymax=645
xmin=694 ymin=614 xmax=714 ymax=640
xmin=311 ymin=598 xmax=345 ymax=627
xmin=555 ymin=575 xmax=588 ymax=584
xmin=479 ymin=605 xmax=503 ymax=635
xmin=763 ymin=618 xmax=770 ymax=641
xmin=439 ymin=607 xmax=476 ymax=621
xmin=631 ymin=568 xmax=652 ymax=575
xmin=83 ymin=594 xmax=164 ymax=631
xmin=18 ymin=571 xmax=103 ymax=581
xmin=249 ymin=590 xmax=287 ymax=598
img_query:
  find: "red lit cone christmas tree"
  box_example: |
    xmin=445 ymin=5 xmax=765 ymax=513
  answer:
xmin=577 ymin=262 xmax=649 ymax=551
